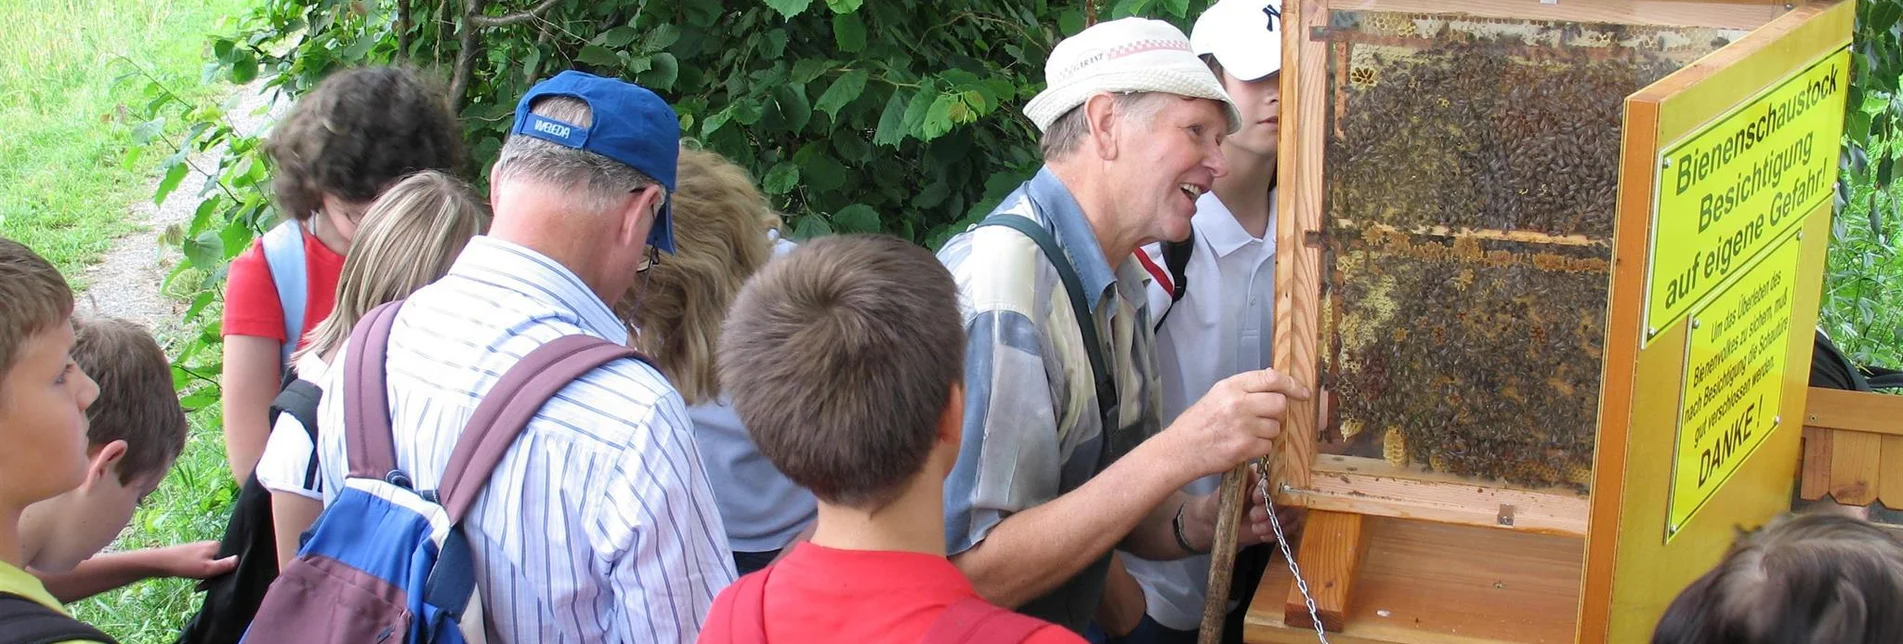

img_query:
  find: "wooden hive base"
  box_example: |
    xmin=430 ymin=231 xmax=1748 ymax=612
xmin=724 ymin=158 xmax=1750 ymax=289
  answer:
xmin=1245 ymin=516 xmax=1584 ymax=644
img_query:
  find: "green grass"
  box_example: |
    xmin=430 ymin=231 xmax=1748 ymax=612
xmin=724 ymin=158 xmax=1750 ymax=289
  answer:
xmin=0 ymin=0 xmax=251 ymax=281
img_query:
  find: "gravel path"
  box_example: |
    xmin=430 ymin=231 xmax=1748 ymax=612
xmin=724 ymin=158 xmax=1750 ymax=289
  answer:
xmin=74 ymin=83 xmax=284 ymax=334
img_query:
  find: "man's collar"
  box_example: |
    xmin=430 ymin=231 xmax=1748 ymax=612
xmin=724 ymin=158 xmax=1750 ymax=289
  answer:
xmin=1026 ymin=166 xmax=1119 ymax=310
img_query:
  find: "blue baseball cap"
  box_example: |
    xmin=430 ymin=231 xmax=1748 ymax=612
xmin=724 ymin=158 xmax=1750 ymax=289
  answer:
xmin=511 ymin=70 xmax=678 ymax=254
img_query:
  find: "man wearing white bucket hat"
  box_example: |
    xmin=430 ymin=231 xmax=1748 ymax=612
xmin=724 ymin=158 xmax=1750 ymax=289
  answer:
xmin=1111 ymin=1 xmax=1291 ymax=641
xmin=935 ymin=16 xmax=1309 ymax=634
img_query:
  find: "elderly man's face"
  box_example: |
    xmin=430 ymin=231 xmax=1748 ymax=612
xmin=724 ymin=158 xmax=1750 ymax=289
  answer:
xmin=1112 ymin=95 xmax=1229 ymax=245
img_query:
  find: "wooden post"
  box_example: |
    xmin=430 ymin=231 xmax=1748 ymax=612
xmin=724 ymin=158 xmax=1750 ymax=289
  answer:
xmin=1198 ymin=464 xmax=1249 ymax=644
xmin=1283 ymin=510 xmax=1367 ymax=632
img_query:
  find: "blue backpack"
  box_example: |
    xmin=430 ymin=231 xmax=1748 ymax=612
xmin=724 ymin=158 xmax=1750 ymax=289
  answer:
xmin=242 ymin=300 xmax=646 ymax=644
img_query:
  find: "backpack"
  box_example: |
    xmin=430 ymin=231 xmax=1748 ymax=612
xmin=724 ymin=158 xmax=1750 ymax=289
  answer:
xmin=260 ymin=220 xmax=309 ymax=366
xmin=721 ymin=566 xmax=1050 ymax=644
xmin=1810 ymin=329 xmax=1903 ymax=391
xmin=1154 ymin=237 xmax=1195 ymax=329
xmin=0 ymin=593 xmax=118 ymax=644
xmin=242 ymin=300 xmax=647 ymax=644
xmin=172 ymin=370 xmax=324 ymax=644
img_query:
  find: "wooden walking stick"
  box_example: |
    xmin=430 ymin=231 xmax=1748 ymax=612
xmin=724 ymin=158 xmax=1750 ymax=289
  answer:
xmin=1197 ymin=462 xmax=1250 ymax=643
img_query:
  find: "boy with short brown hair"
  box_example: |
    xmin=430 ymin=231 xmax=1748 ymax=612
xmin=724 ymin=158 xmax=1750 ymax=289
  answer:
xmin=698 ymin=234 xmax=1083 ymax=643
xmin=23 ymin=317 xmax=231 ymax=604
xmin=0 ymin=236 xmax=108 ymax=643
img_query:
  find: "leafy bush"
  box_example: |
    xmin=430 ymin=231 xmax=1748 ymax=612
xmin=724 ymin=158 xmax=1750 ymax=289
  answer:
xmin=1825 ymin=0 xmax=1903 ymax=369
xmin=141 ymin=0 xmax=1212 ymax=392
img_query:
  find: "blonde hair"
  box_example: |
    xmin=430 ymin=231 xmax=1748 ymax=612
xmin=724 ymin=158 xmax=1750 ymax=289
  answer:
xmin=296 ymin=171 xmax=489 ymax=363
xmin=621 ymin=146 xmax=781 ymax=405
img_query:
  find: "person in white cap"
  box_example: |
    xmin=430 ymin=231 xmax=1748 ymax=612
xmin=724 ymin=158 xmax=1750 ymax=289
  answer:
xmin=1107 ymin=1 xmax=1293 ymax=641
xmin=934 ymin=16 xmax=1309 ymax=635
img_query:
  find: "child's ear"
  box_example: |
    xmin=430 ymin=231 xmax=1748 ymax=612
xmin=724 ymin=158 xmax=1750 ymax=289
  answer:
xmin=936 ymin=384 xmax=965 ymax=448
xmin=80 ymin=440 xmax=129 ymax=493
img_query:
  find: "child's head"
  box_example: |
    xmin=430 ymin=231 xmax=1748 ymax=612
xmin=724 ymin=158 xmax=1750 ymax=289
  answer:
xmin=0 ymin=237 xmax=96 ymax=520
xmin=298 ymin=170 xmax=489 ymax=362
xmin=1192 ymin=0 xmax=1282 ymax=160
xmin=1652 ymin=512 xmax=1903 ymax=644
xmin=18 ymin=317 xmax=186 ymax=572
xmin=621 ymin=145 xmax=779 ymax=405
xmin=718 ymin=234 xmax=965 ymax=513
xmin=265 ymin=66 xmax=465 ymax=244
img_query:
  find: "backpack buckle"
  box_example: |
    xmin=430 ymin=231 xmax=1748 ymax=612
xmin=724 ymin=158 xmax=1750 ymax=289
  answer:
xmin=385 ymin=470 xmax=414 ymax=490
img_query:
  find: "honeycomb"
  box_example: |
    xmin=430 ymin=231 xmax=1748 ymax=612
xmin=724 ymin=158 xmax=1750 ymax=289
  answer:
xmin=1314 ymin=11 xmax=1737 ymax=492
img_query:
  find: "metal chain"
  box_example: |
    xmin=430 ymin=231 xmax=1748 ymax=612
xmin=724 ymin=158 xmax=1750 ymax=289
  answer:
xmin=1255 ymin=456 xmax=1329 ymax=643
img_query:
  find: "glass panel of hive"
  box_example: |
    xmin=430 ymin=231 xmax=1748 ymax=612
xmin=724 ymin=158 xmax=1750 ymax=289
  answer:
xmin=1314 ymin=10 xmax=1745 ymax=493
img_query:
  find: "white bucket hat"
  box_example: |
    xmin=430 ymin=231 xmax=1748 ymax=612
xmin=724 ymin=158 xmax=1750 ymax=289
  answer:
xmin=1191 ymin=0 xmax=1284 ymax=82
xmin=1024 ymin=17 xmax=1241 ymax=134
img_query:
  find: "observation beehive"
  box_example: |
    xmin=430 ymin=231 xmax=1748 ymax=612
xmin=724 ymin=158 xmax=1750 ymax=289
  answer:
xmin=1313 ymin=12 xmax=1737 ymax=491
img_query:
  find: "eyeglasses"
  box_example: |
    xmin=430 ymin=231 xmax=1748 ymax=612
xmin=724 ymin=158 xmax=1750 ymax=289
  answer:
xmin=636 ymin=244 xmax=660 ymax=273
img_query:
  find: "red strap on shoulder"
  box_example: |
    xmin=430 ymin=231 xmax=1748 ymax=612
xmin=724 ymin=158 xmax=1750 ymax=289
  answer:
xmin=922 ymin=597 xmax=1051 ymax=644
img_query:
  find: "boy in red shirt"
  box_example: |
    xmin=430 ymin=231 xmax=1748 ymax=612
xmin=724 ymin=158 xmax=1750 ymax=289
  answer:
xmin=701 ymin=235 xmax=1084 ymax=644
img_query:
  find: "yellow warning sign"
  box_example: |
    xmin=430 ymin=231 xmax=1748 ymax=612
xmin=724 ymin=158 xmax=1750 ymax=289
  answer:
xmin=1667 ymin=232 xmax=1801 ymax=540
xmin=1646 ymin=49 xmax=1847 ymax=341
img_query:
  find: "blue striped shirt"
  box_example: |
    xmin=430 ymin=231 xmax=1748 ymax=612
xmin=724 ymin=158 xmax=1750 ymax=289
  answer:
xmin=315 ymin=236 xmax=735 ymax=643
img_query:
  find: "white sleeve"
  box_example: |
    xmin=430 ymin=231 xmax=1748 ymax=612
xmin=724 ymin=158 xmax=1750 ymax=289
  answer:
xmin=256 ymin=410 xmax=322 ymax=501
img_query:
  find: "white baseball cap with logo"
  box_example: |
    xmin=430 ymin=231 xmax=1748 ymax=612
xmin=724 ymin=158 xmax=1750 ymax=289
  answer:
xmin=1191 ymin=0 xmax=1284 ymax=82
xmin=1024 ymin=17 xmax=1241 ymax=134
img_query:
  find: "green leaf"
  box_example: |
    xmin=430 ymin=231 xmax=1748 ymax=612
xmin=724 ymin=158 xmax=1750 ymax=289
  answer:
xmin=825 ymin=0 xmax=864 ymax=13
xmin=640 ymin=53 xmax=680 ymax=90
xmin=874 ymin=91 xmax=908 ymax=146
xmin=182 ymin=230 xmax=222 ymax=269
xmin=702 ymin=106 xmax=733 ymax=137
xmin=901 ymin=80 xmax=938 ymax=131
xmin=921 ymin=93 xmax=960 ymax=140
xmin=816 ymin=69 xmax=869 ymax=119
xmin=792 ymin=215 xmax=834 ymax=240
xmin=791 ymin=59 xmax=833 ymax=84
xmin=760 ymin=30 xmax=789 ymax=59
xmin=773 ymin=84 xmax=811 ymax=133
xmin=212 ymin=39 xmax=235 ymax=63
xmin=644 ymin=24 xmax=681 ymax=52
xmin=229 ymin=51 xmax=258 ymax=83
xmin=131 ymin=118 xmax=164 ymax=145
xmin=600 ymin=26 xmax=641 ymax=48
xmin=913 ymin=180 xmax=951 ymax=209
xmin=1865 ymin=92 xmax=1890 ymax=116
xmin=763 ymin=162 xmax=801 ymax=194
xmin=804 ymin=154 xmax=848 ymax=192
xmin=764 ymin=0 xmax=813 ymax=19
xmin=833 ymin=204 xmax=880 ymax=233
xmin=154 ymin=162 xmax=190 ymax=206
xmin=732 ymin=99 xmax=765 ymax=125
xmin=832 ymin=12 xmax=867 ymax=53
xmin=577 ymin=45 xmax=619 ymax=67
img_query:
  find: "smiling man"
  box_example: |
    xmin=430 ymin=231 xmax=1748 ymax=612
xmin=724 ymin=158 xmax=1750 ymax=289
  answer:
xmin=934 ymin=17 xmax=1311 ymax=634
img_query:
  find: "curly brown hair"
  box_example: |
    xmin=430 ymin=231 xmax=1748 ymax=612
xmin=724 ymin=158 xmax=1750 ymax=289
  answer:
xmin=264 ymin=66 xmax=465 ymax=220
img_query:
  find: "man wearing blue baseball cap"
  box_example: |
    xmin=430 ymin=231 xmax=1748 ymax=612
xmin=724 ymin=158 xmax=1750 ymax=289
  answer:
xmin=311 ymin=70 xmax=735 ymax=643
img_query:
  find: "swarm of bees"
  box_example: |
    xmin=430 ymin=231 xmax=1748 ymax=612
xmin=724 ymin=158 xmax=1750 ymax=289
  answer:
xmin=1315 ymin=13 xmax=1732 ymax=492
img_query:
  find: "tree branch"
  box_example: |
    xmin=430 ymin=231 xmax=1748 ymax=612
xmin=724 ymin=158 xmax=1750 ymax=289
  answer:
xmin=395 ymin=0 xmax=412 ymax=60
xmin=468 ymin=0 xmax=562 ymax=28
xmin=450 ymin=0 xmax=482 ymax=110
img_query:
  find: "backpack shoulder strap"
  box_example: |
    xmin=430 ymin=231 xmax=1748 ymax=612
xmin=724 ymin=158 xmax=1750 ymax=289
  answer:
xmin=260 ymin=220 xmax=308 ymax=365
xmin=1162 ymin=237 xmax=1193 ymax=304
xmin=342 ymin=301 xmax=405 ymax=480
xmin=0 ymin=592 xmax=118 ymax=644
xmin=974 ymin=214 xmax=1117 ymax=419
xmin=436 ymin=335 xmax=649 ymax=523
xmin=921 ymin=597 xmax=1049 ymax=644
xmin=270 ymin=378 xmax=325 ymax=490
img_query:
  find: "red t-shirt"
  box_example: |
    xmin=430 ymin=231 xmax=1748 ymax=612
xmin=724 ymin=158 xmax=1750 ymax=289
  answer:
xmin=698 ymin=543 xmax=1085 ymax=643
xmin=222 ymin=226 xmax=345 ymax=349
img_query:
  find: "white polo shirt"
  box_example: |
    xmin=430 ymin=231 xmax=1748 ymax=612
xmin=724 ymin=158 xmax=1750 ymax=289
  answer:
xmin=1128 ymin=190 xmax=1277 ymax=631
